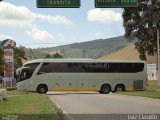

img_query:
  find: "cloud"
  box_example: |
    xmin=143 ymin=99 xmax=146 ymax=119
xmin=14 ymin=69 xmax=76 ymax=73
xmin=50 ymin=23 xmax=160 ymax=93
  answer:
xmin=0 ymin=34 xmax=14 ymax=40
xmin=0 ymin=2 xmax=35 ymax=28
xmin=37 ymin=14 xmax=73 ymax=25
xmin=94 ymin=32 xmax=101 ymax=37
xmin=87 ymin=9 xmax=122 ymax=24
xmin=26 ymin=27 xmax=54 ymax=41
xmin=0 ymin=2 xmax=73 ymax=28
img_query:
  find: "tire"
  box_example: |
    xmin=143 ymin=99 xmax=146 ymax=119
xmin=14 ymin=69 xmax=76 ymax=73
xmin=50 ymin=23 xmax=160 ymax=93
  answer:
xmin=114 ymin=85 xmax=125 ymax=92
xmin=100 ymin=84 xmax=111 ymax=94
xmin=37 ymin=85 xmax=48 ymax=94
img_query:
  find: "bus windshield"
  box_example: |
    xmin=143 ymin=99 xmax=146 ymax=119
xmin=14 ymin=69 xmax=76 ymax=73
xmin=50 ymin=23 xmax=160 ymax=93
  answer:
xmin=18 ymin=63 xmax=40 ymax=82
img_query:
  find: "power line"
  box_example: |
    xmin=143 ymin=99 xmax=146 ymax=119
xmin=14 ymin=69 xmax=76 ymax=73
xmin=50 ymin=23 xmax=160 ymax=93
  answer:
xmin=16 ymin=42 xmax=78 ymax=46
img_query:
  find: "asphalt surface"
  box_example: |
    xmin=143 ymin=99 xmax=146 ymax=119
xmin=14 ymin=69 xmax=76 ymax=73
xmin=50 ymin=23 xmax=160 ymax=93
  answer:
xmin=48 ymin=91 xmax=160 ymax=120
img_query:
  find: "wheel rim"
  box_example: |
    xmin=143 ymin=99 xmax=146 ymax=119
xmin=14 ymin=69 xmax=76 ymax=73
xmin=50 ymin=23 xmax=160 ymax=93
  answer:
xmin=117 ymin=87 xmax=123 ymax=92
xmin=40 ymin=88 xmax=46 ymax=93
xmin=103 ymin=87 xmax=110 ymax=93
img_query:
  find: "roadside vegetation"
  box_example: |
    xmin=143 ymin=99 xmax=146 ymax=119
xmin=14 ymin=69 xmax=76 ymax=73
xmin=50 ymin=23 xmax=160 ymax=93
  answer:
xmin=0 ymin=90 xmax=63 ymax=120
xmin=117 ymin=81 xmax=160 ymax=99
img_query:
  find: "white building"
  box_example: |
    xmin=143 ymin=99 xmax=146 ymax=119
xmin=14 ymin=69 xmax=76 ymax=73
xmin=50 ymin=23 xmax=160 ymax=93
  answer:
xmin=147 ymin=64 xmax=157 ymax=80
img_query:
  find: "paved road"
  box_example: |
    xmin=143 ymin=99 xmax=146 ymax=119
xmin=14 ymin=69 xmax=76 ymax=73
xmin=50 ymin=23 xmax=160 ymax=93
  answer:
xmin=48 ymin=91 xmax=160 ymax=120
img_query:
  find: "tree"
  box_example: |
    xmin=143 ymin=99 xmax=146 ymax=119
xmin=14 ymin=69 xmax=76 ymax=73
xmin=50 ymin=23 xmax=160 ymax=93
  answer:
xmin=45 ymin=53 xmax=63 ymax=58
xmin=0 ymin=46 xmax=27 ymax=77
xmin=14 ymin=47 xmax=27 ymax=71
xmin=45 ymin=53 xmax=52 ymax=58
xmin=123 ymin=0 xmax=160 ymax=60
xmin=53 ymin=52 xmax=63 ymax=58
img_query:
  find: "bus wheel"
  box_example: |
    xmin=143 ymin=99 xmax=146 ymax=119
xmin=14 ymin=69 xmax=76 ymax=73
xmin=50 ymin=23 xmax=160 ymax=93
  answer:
xmin=37 ymin=84 xmax=48 ymax=94
xmin=100 ymin=84 xmax=111 ymax=94
xmin=114 ymin=84 xmax=125 ymax=92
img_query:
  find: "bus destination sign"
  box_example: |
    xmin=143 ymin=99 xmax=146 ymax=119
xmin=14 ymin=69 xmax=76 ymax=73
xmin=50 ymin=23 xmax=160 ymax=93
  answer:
xmin=95 ymin=0 xmax=138 ymax=8
xmin=37 ymin=0 xmax=80 ymax=8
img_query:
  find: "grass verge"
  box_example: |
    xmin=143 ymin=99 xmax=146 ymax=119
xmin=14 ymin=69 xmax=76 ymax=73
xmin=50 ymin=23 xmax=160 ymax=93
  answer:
xmin=116 ymin=91 xmax=160 ymax=99
xmin=116 ymin=81 xmax=160 ymax=99
xmin=0 ymin=90 xmax=63 ymax=120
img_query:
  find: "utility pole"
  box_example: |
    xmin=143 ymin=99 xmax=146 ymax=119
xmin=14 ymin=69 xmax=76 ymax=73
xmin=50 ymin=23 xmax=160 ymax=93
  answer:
xmin=82 ymin=50 xmax=86 ymax=58
xmin=62 ymin=46 xmax=65 ymax=57
xmin=157 ymin=30 xmax=160 ymax=86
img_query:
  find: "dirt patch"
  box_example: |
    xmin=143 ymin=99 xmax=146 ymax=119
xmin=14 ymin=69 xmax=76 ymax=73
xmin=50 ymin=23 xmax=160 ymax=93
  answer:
xmin=22 ymin=104 xmax=39 ymax=114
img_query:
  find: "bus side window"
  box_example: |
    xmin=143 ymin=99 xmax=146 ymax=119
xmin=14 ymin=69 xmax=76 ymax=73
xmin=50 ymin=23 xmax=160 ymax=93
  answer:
xmin=20 ymin=69 xmax=31 ymax=81
xmin=67 ymin=63 xmax=85 ymax=72
xmin=20 ymin=70 xmax=26 ymax=80
xmin=38 ymin=63 xmax=50 ymax=74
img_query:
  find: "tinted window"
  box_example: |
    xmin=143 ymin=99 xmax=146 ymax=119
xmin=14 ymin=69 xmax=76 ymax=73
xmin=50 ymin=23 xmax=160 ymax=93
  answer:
xmin=86 ymin=63 xmax=107 ymax=72
xmin=107 ymin=63 xmax=144 ymax=73
xmin=19 ymin=63 xmax=40 ymax=81
xmin=38 ymin=63 xmax=86 ymax=74
xmin=68 ymin=63 xmax=86 ymax=72
xmin=37 ymin=62 xmax=144 ymax=74
xmin=38 ymin=63 xmax=66 ymax=73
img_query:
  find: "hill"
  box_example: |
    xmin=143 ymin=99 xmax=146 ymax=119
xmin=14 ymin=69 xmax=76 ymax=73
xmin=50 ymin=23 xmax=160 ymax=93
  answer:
xmin=100 ymin=45 xmax=156 ymax=64
xmin=24 ymin=36 xmax=133 ymax=60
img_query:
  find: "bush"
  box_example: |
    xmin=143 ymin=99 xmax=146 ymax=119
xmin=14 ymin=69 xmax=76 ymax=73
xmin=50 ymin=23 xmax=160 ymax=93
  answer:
xmin=7 ymin=87 xmax=17 ymax=91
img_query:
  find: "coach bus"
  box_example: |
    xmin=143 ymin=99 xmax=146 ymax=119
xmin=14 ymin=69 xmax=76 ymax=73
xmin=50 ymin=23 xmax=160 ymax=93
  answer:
xmin=16 ymin=59 xmax=147 ymax=94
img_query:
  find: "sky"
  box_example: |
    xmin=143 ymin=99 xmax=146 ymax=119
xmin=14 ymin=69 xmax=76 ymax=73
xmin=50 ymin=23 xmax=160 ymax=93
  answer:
xmin=0 ymin=0 xmax=124 ymax=48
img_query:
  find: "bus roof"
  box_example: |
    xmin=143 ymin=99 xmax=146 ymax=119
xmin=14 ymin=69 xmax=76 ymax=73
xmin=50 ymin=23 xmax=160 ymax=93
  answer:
xmin=24 ymin=58 xmax=146 ymax=65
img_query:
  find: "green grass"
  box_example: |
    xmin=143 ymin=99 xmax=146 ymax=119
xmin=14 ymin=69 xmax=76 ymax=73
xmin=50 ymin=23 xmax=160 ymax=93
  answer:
xmin=0 ymin=90 xmax=63 ymax=120
xmin=146 ymin=81 xmax=160 ymax=91
xmin=6 ymin=86 xmax=17 ymax=91
xmin=117 ymin=91 xmax=160 ymax=99
xmin=116 ymin=81 xmax=160 ymax=99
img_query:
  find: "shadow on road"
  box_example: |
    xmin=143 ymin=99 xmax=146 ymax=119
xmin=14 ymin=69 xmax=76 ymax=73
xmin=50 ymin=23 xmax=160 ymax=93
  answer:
xmin=47 ymin=91 xmax=100 ymax=95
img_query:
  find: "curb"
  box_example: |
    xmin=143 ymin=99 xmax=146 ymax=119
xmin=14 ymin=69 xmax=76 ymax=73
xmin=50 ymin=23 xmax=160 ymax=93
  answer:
xmin=114 ymin=93 xmax=160 ymax=101
xmin=48 ymin=96 xmax=74 ymax=120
